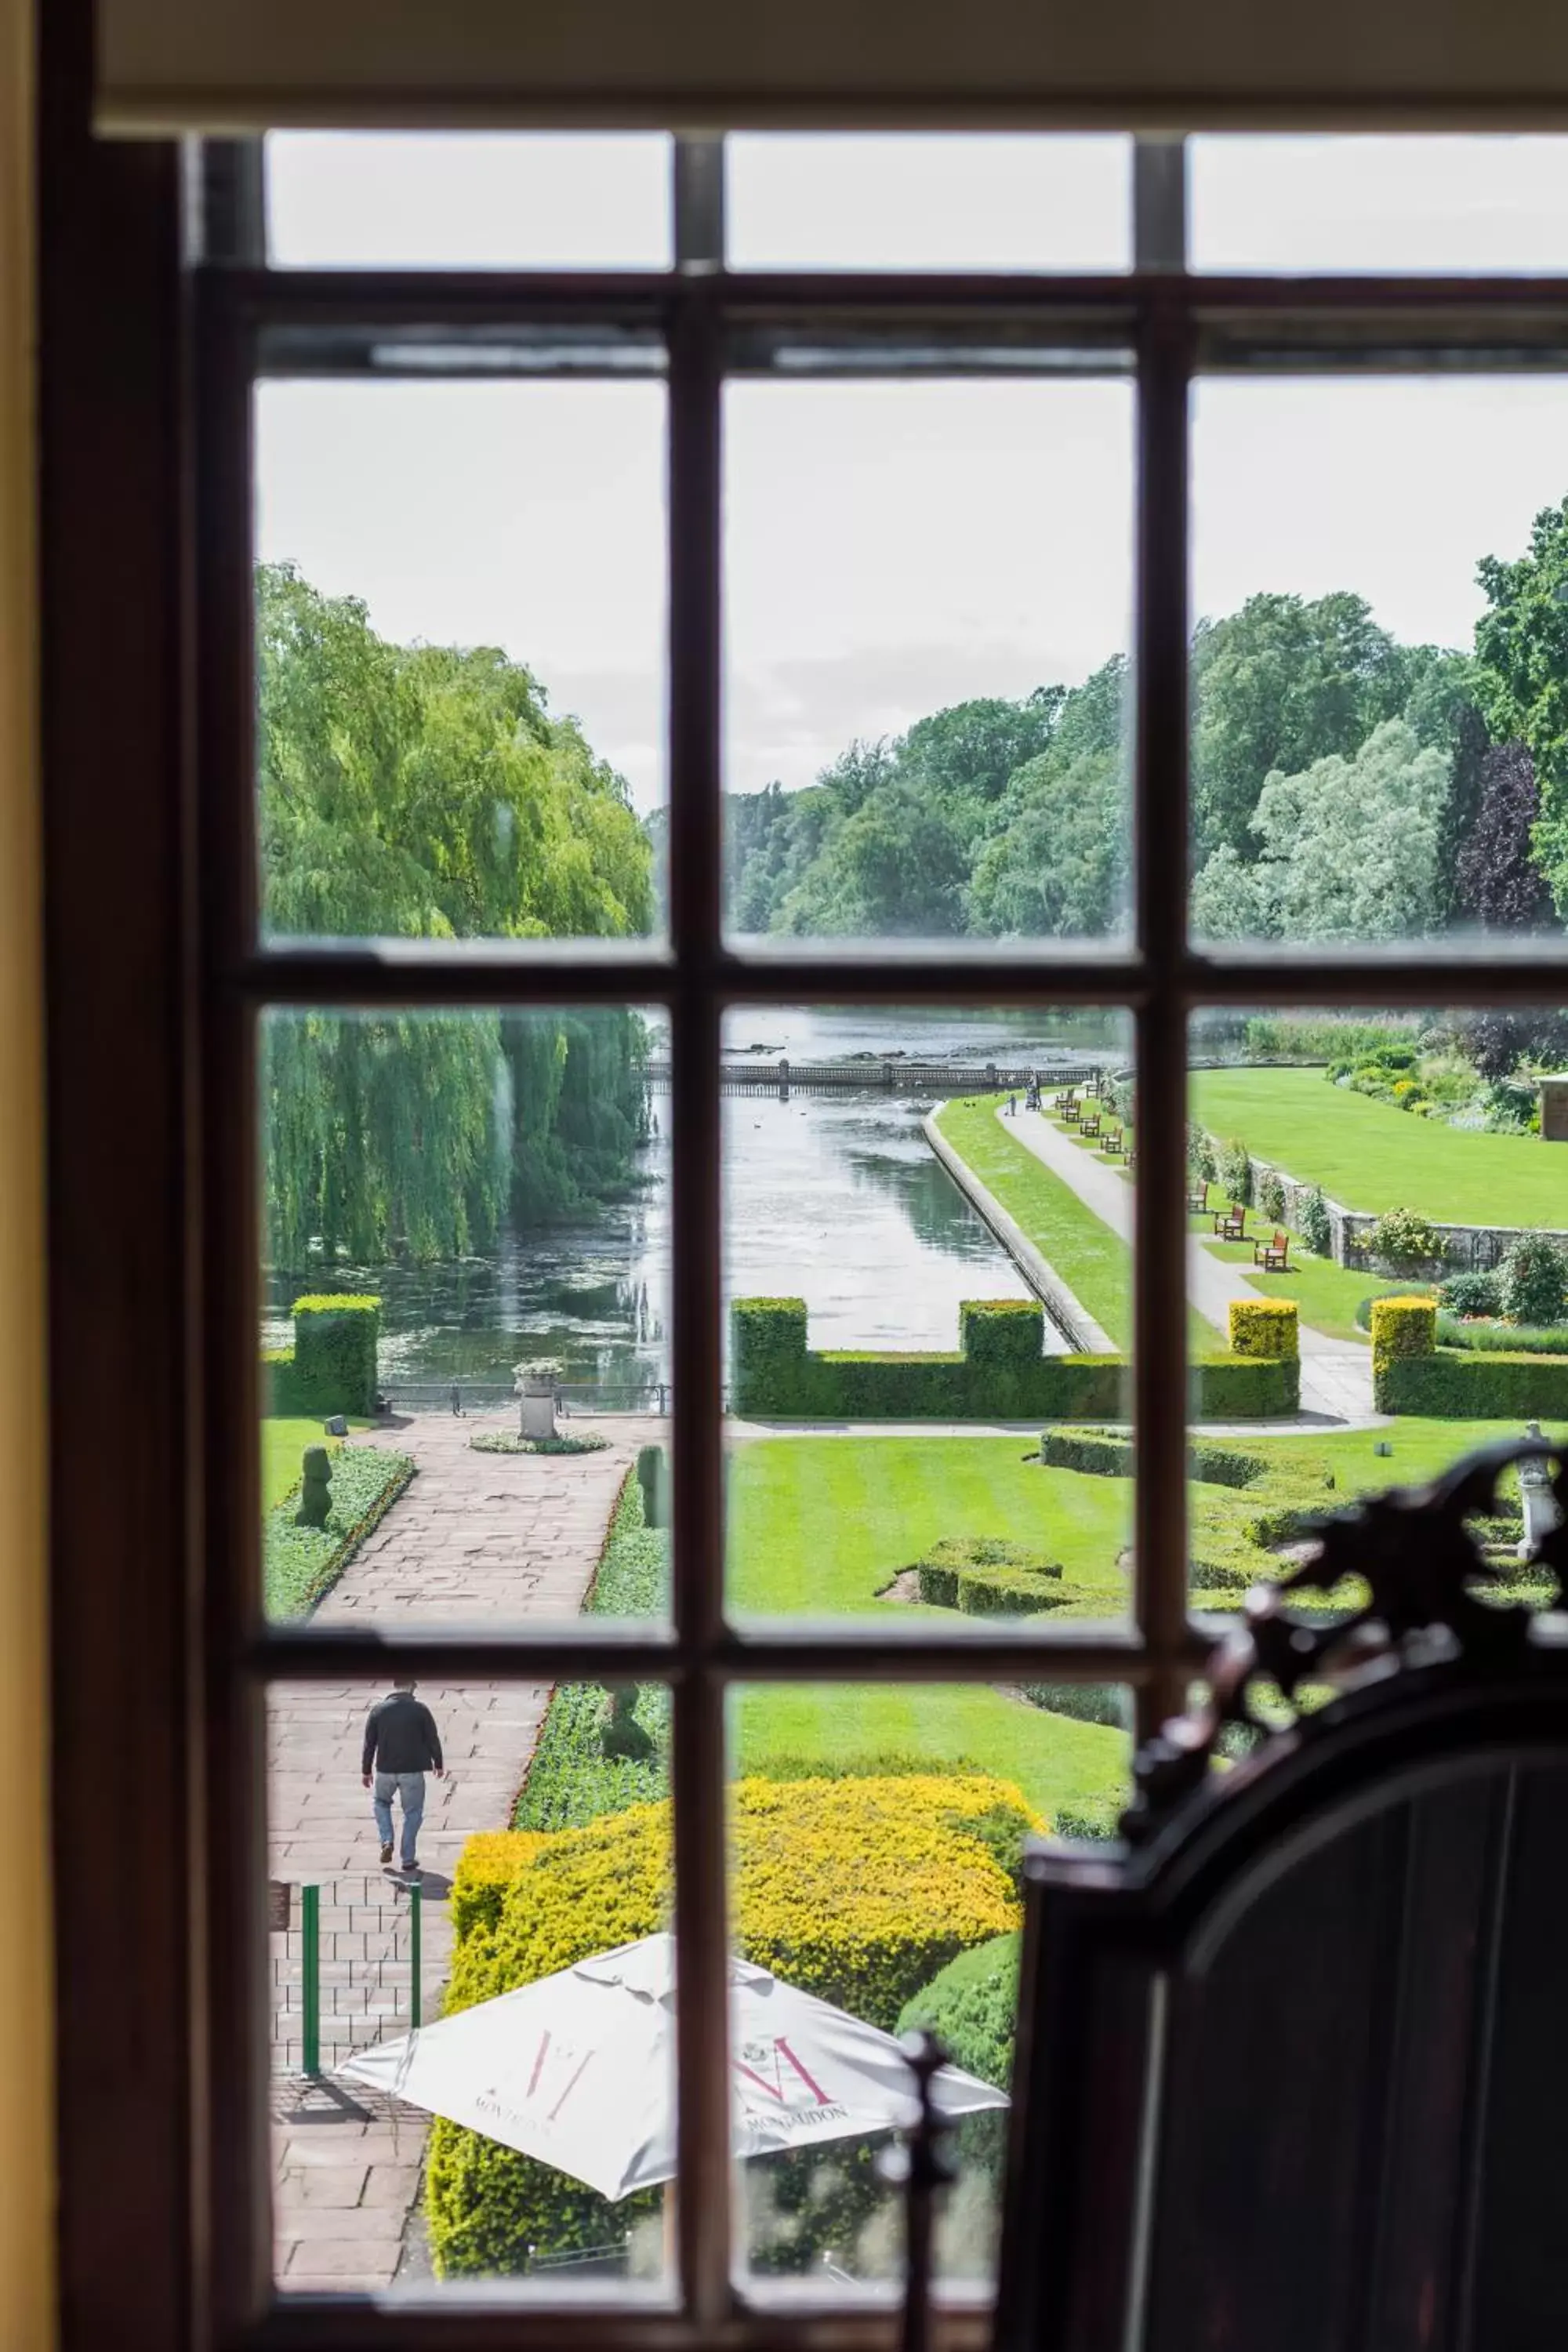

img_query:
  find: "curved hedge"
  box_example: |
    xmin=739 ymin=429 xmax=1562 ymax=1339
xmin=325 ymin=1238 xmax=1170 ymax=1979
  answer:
xmin=429 ymin=1773 xmax=1040 ymax=2278
xmin=898 ymin=1932 xmax=1019 ymax=2092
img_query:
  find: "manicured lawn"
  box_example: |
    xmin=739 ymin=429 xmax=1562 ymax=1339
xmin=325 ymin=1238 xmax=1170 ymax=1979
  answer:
xmin=728 ymin=1434 xmax=1131 ymax=1617
xmin=1243 ymin=1415 xmax=1566 ymax=1496
xmin=936 ymin=1097 xmax=1211 ymax=1353
xmin=263 ymin=1417 xmax=337 ymax=1508
xmin=1202 ymin=1238 xmax=1412 ymax=1344
xmin=1192 ymin=1066 xmax=1568 ymax=1225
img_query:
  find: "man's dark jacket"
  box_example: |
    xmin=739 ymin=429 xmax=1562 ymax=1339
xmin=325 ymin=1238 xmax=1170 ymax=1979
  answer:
xmin=361 ymin=1691 xmax=443 ymax=1775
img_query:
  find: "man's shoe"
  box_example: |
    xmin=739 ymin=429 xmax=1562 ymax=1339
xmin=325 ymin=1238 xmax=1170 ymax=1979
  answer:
xmin=402 ymin=1861 xmax=422 ymax=1880
xmin=379 ymin=1842 xmax=394 ymax=1865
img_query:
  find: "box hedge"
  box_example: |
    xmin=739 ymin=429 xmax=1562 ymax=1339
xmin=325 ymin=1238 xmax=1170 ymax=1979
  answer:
xmin=1227 ymin=1300 xmax=1299 ymax=1362
xmin=1039 ymin=1431 xmax=1269 ymax=1490
xmin=1377 ymin=1348 xmax=1568 ymax=1418
xmin=267 ymin=1294 xmax=382 ymax=1416
xmin=429 ymin=1773 xmax=1038 ymax=2278
xmin=732 ymin=1299 xmax=1298 ymax=1421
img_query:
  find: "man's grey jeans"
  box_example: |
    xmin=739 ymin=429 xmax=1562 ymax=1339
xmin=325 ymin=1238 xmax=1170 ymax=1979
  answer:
xmin=372 ymin=1770 xmax=426 ymax=1867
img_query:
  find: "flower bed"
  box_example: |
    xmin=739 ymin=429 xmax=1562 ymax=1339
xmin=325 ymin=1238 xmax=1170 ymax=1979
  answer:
xmin=263 ymin=1440 xmax=414 ymax=1619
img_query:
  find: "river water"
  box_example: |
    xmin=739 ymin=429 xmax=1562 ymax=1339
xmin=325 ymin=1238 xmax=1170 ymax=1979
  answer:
xmin=263 ymin=1010 xmax=1123 ymax=1395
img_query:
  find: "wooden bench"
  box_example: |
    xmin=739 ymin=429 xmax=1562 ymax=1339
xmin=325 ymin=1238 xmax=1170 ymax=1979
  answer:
xmin=1102 ymin=1128 xmax=1123 ymax=1157
xmin=1185 ymin=1178 xmax=1209 ymax=1213
xmin=1214 ymin=1205 xmax=1247 ymax=1241
xmin=1061 ymin=1100 xmax=1082 ymax=1124
xmin=1254 ymin=1227 xmax=1290 ymax=1272
xmin=1079 ymin=1112 xmax=1102 ymax=1139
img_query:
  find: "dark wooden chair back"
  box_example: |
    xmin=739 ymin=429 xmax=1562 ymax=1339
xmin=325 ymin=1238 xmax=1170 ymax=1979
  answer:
xmin=988 ymin=1437 xmax=1568 ymax=2352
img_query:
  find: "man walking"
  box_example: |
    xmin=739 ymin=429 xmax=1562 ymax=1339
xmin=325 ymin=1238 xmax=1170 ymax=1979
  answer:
xmin=361 ymin=1676 xmax=445 ymax=1877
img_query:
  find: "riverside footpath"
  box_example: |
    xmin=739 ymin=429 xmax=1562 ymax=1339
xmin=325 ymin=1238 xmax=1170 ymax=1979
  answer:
xmin=269 ymin=1410 xmax=663 ymax=2292
xmin=999 ymin=1106 xmax=1377 ymax=1427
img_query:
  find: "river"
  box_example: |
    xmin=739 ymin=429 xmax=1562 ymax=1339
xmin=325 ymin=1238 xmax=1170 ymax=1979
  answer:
xmin=262 ymin=1010 xmax=1123 ymax=1398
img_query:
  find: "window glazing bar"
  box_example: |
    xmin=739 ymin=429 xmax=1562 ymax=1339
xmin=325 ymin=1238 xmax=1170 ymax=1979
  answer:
xmin=1133 ymin=136 xmax=1187 ymax=274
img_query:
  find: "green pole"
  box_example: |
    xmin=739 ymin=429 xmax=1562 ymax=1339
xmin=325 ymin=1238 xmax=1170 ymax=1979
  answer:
xmin=410 ymin=1881 xmax=422 ymax=2031
xmin=301 ymin=1882 xmax=321 ymax=2078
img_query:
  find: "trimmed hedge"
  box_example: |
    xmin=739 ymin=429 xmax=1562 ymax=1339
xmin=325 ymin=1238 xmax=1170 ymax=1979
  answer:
xmin=1370 ymin=1296 xmax=1438 ymax=1411
xmin=898 ymin=1931 xmax=1018 ymax=2092
xmin=1228 ymin=1299 xmax=1299 ymax=1361
xmin=732 ymin=1299 xmax=1298 ymax=1421
xmin=267 ymin=1294 xmax=382 ymax=1416
xmin=916 ymin=1535 xmax=1061 ymax=1609
xmin=956 ymin=1569 xmax=1095 ymax=1617
xmin=263 ymin=1440 xmax=414 ymax=1619
xmin=430 ymin=1774 xmax=1039 ymax=2278
xmin=1040 ymin=1429 xmax=1281 ymax=1491
xmin=1377 ymin=1348 xmax=1568 ymax=1418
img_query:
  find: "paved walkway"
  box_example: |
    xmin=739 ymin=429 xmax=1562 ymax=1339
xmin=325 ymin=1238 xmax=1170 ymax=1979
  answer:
xmin=270 ymin=1410 xmax=662 ymax=2293
xmin=1004 ymin=1108 xmax=1378 ymax=1426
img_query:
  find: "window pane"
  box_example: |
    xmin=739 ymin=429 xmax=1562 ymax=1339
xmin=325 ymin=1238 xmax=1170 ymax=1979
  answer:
xmin=724 ymin=379 xmax=1134 ymax=946
xmin=269 ymin=1675 xmax=675 ymax=2294
xmin=727 ymin=135 xmax=1131 ymax=272
xmin=726 ymin=1681 xmax=1131 ymax=2291
xmin=1189 ymin=374 xmax=1568 ymax=949
xmin=255 ymin=378 xmax=666 ymax=942
xmin=723 ymin=1007 xmax=1138 ymax=1624
xmin=1191 ymin=136 xmax=1568 ymax=274
xmin=260 ymin=1006 xmax=670 ymax=1628
xmin=1184 ymin=1005 xmax=1568 ymax=1613
xmin=266 ymin=132 xmax=673 ymax=270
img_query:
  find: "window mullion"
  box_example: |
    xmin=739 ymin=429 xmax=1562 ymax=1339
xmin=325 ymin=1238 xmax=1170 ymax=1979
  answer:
xmin=1132 ymin=291 xmax=1194 ymax=1741
xmin=667 ymin=279 xmax=735 ymax=2330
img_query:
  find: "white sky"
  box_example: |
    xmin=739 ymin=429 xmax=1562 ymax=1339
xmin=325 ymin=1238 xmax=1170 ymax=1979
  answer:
xmin=259 ymin=134 xmax=1568 ymax=810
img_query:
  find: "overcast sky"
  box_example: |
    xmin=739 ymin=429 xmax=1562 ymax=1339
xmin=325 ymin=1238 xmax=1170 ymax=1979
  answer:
xmin=258 ymin=134 xmax=1568 ymax=810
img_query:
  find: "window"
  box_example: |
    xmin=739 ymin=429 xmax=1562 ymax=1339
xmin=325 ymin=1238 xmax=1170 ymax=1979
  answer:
xmin=59 ymin=126 xmax=1568 ymax=2341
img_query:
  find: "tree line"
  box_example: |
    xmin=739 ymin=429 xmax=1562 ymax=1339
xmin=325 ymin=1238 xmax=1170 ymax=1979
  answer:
xmin=259 ymin=564 xmax=655 ymax=1267
xmin=718 ymin=494 xmax=1568 ymax=956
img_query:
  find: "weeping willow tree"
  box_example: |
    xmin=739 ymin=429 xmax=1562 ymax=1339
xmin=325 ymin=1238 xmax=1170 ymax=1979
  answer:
xmin=259 ymin=564 xmax=654 ymax=1266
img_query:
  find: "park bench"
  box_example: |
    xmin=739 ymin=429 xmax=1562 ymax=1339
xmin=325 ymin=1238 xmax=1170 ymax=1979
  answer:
xmin=1080 ymin=1112 xmax=1102 ymax=1139
xmin=1051 ymin=1088 xmax=1075 ymax=1110
xmin=1062 ymin=1099 xmax=1082 ymax=1124
xmin=1214 ymin=1204 xmax=1247 ymax=1241
xmin=1254 ymin=1228 xmax=1290 ymax=1272
xmin=1186 ymin=1178 xmax=1208 ymax=1212
xmin=1102 ymin=1128 xmax=1123 ymax=1157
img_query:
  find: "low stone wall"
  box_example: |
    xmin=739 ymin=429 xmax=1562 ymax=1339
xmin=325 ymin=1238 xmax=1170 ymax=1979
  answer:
xmin=1224 ymin=1146 xmax=1568 ymax=1276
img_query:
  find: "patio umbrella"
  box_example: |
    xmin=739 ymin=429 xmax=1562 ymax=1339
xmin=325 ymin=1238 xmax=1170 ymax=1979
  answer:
xmin=339 ymin=1930 xmax=1006 ymax=2201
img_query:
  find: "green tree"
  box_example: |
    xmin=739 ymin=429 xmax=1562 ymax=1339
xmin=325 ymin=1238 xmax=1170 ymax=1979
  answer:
xmin=1474 ymin=495 xmax=1568 ymax=916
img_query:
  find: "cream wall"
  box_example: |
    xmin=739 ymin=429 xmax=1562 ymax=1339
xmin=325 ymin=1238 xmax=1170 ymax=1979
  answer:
xmin=0 ymin=0 xmax=56 ymax=2339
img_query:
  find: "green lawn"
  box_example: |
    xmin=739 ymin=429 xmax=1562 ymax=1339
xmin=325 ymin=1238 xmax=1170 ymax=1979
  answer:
xmin=937 ymin=1096 xmax=1213 ymax=1353
xmin=263 ymin=1418 xmax=336 ymax=1508
xmin=1192 ymin=1065 xmax=1568 ymax=1225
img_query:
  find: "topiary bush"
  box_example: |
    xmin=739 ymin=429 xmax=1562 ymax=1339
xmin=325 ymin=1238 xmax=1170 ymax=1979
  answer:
xmin=1218 ymin=1138 xmax=1253 ymax=1206
xmin=1440 ymin=1269 xmax=1504 ymax=1319
xmin=288 ymin=1294 xmax=382 ymax=1415
xmin=1499 ymin=1234 xmax=1568 ymax=1327
xmin=430 ymin=1774 xmax=1039 ymax=2278
xmin=1370 ymin=1295 xmax=1437 ymax=1410
xmin=1365 ymin=1207 xmax=1445 ymax=1273
xmin=1299 ymin=1187 xmax=1332 ymax=1258
xmin=1228 ymin=1300 xmax=1299 ymax=1362
xmin=960 ymin=1298 xmax=1044 ymax=1370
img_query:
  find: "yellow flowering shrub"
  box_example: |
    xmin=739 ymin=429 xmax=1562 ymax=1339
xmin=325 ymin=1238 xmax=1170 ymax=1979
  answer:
xmin=430 ymin=1772 xmax=1040 ymax=2278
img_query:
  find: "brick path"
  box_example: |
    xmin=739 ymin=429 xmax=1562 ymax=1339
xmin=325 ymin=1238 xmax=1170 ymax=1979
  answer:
xmin=270 ymin=1410 xmax=663 ymax=2293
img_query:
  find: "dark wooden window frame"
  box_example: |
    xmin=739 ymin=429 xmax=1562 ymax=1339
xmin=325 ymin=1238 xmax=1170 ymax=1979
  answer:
xmin=38 ymin=34 xmax=1568 ymax=2344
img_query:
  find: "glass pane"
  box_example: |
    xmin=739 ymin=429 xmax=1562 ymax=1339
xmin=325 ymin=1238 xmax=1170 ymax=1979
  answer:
xmin=1191 ymin=135 xmax=1568 ymax=274
xmin=1184 ymin=1004 xmax=1568 ymax=1612
xmin=723 ymin=1007 xmax=1139 ymax=1624
xmin=723 ymin=379 xmax=1134 ymax=946
xmin=726 ymin=1681 xmax=1132 ymax=2291
xmin=1189 ymin=374 xmax=1568 ymax=949
xmin=727 ymin=135 xmax=1131 ymax=271
xmin=266 ymin=132 xmax=673 ymax=269
xmin=255 ymin=379 xmax=665 ymax=942
xmin=260 ymin=1006 xmax=670 ymax=1628
xmin=269 ymin=1675 xmax=675 ymax=2294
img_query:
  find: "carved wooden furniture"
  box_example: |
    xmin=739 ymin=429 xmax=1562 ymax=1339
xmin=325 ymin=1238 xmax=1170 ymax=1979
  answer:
xmin=1254 ymin=1226 xmax=1290 ymax=1270
xmin=963 ymin=1437 xmax=1568 ymax=2352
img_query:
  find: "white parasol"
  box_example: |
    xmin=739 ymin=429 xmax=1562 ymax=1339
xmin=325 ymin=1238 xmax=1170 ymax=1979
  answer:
xmin=339 ymin=1930 xmax=1005 ymax=2201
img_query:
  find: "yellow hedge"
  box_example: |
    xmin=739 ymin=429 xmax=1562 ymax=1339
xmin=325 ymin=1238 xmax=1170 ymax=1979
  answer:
xmin=431 ymin=1773 xmax=1040 ymax=2279
xmin=1370 ymin=1294 xmax=1437 ymax=1367
xmin=1228 ymin=1299 xmax=1299 ymax=1361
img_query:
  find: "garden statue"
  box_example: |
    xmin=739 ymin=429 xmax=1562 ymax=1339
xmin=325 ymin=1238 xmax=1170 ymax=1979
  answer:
xmin=514 ymin=1358 xmax=563 ymax=1443
xmin=601 ymin=1684 xmax=655 ymax=1761
xmin=1518 ymin=1422 xmax=1562 ymax=1559
xmin=296 ymin=1445 xmax=332 ymax=1530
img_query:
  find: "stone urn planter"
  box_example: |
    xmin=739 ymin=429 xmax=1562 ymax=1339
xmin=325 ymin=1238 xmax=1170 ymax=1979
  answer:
xmin=514 ymin=1358 xmax=564 ymax=1443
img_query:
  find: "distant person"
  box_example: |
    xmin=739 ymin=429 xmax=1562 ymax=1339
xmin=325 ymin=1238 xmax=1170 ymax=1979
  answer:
xmin=361 ymin=1676 xmax=445 ymax=1877
xmin=1007 ymin=1092 xmax=1017 ymax=1117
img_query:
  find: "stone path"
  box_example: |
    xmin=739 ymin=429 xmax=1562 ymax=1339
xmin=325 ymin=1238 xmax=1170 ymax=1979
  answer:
xmin=270 ymin=1410 xmax=662 ymax=2293
xmin=1004 ymin=1108 xmax=1378 ymax=1426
